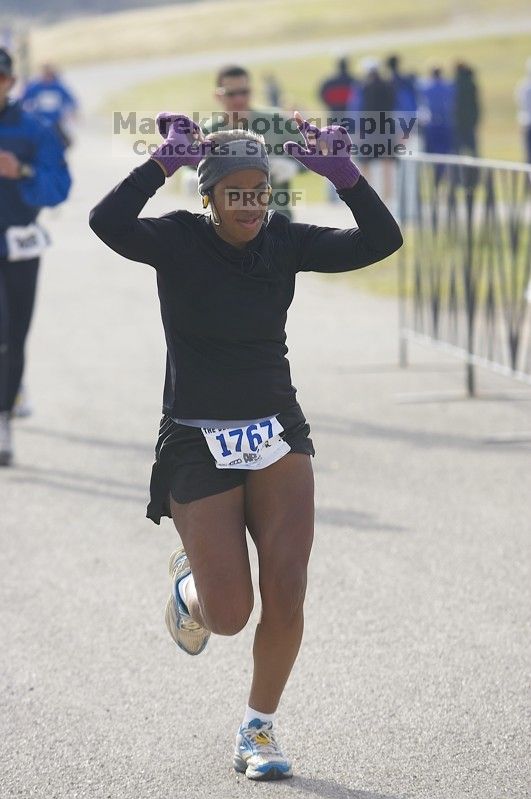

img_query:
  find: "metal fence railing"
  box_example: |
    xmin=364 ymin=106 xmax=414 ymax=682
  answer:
xmin=396 ymin=153 xmax=531 ymax=395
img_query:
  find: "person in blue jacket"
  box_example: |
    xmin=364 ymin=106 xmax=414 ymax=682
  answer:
xmin=419 ymin=66 xmax=455 ymax=156
xmin=386 ymin=54 xmax=418 ymax=117
xmin=21 ymin=63 xmax=78 ymax=149
xmin=0 ymin=48 xmax=71 ymax=466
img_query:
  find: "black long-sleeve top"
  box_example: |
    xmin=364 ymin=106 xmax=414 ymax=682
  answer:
xmin=89 ymin=159 xmax=402 ymax=420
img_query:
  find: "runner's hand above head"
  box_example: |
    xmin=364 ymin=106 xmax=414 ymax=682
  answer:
xmin=283 ymin=110 xmax=360 ymax=190
xmin=151 ymin=113 xmax=213 ymax=177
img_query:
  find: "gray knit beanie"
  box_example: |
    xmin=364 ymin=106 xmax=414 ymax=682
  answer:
xmin=197 ymin=137 xmax=270 ymax=195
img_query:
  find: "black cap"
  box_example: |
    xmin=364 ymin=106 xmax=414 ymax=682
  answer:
xmin=0 ymin=48 xmax=13 ymax=77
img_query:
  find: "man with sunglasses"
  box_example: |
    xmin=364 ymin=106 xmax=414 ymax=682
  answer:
xmin=203 ymin=65 xmax=300 ymax=219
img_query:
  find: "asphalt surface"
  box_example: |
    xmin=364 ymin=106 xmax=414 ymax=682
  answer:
xmin=1 ymin=73 xmax=530 ymax=799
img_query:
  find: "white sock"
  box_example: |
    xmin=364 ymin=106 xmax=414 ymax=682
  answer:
xmin=242 ymin=704 xmax=276 ymax=727
xmin=177 ymin=574 xmax=193 ymax=613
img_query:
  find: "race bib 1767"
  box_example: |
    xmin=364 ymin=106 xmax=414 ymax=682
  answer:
xmin=201 ymin=415 xmax=291 ymax=470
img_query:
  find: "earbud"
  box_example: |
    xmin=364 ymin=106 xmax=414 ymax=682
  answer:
xmin=210 ymin=203 xmax=221 ymax=226
xmin=202 ymin=194 xmax=210 ymax=209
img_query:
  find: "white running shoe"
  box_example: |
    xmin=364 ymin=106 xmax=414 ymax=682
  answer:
xmin=0 ymin=411 xmax=13 ymax=466
xmin=234 ymin=719 xmax=293 ymax=780
xmin=165 ymin=547 xmax=210 ymax=656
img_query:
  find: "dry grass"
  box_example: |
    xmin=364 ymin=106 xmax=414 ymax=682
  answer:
xmin=29 ymin=0 xmax=531 ymax=67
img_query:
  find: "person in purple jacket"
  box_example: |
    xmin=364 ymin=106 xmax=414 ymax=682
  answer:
xmin=89 ymin=111 xmax=402 ymax=781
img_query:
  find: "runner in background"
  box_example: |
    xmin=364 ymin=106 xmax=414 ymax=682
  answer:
xmin=21 ymin=63 xmax=79 ymax=150
xmin=0 ymin=48 xmax=71 ymax=465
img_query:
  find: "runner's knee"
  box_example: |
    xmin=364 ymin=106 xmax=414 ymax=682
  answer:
xmin=260 ymin=564 xmax=308 ymax=623
xmin=199 ymin=585 xmax=254 ymax=636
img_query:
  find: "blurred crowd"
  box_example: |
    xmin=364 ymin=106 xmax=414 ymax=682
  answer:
xmin=316 ymin=55 xmax=481 ymax=159
xmin=264 ymin=54 xmax=531 ymax=166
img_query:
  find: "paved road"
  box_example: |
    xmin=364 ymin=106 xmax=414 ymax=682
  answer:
xmin=1 ymin=75 xmax=530 ymax=799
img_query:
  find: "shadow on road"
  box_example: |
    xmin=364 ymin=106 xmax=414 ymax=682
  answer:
xmin=17 ymin=424 xmax=153 ymax=454
xmin=311 ymin=413 xmax=521 ymax=452
xmin=332 ymin=361 xmax=462 ymax=375
xmin=395 ymin=391 xmax=531 ymax=404
xmin=5 ymin=463 xmax=147 ymax=503
xmin=285 ymin=775 xmax=406 ymax=799
xmin=315 ymin=506 xmax=406 ymax=534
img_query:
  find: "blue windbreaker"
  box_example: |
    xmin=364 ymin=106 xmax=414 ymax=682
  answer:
xmin=0 ymin=100 xmax=71 ymax=255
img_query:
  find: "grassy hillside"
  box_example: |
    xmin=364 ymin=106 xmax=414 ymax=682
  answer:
xmin=0 ymin=0 xmax=194 ymax=23
xmin=29 ymin=0 xmax=530 ymax=67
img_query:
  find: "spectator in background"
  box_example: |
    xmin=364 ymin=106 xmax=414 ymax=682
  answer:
xmin=22 ymin=63 xmax=78 ymax=149
xmin=319 ymin=57 xmax=359 ymax=202
xmin=0 ymin=48 xmax=71 ymax=466
xmin=348 ymin=58 xmax=396 ymax=202
xmin=454 ymin=62 xmax=481 ymax=157
xmin=263 ymin=74 xmax=282 ymax=109
xmin=515 ymin=58 xmax=531 ymax=163
xmin=385 ymin=55 xmax=419 ymax=218
xmin=419 ymin=66 xmax=455 ymax=156
xmin=351 ymin=58 xmax=395 ymax=115
xmin=386 ymin=54 xmax=418 ymax=117
xmin=200 ymin=65 xmax=301 ymax=219
xmin=319 ymin=56 xmax=359 ymax=119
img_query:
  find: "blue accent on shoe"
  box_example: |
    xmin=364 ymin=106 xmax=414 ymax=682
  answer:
xmin=256 ymin=762 xmax=291 ymax=774
xmin=172 ymin=575 xmax=190 ymax=616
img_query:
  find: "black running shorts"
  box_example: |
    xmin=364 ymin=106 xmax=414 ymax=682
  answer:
xmin=146 ymin=403 xmax=315 ymax=524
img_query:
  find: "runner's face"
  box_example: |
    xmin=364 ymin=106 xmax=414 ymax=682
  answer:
xmin=216 ymin=75 xmax=251 ymax=113
xmin=211 ymin=168 xmax=269 ymax=249
xmin=0 ymin=74 xmax=15 ymax=104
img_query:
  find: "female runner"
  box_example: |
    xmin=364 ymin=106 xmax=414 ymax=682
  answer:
xmin=89 ymin=111 xmax=402 ymax=781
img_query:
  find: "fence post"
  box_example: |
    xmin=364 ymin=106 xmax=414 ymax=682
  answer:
xmin=397 ymin=159 xmax=408 ymax=368
xmin=466 ymin=360 xmax=475 ymax=397
xmin=464 ymin=169 xmax=476 ymax=397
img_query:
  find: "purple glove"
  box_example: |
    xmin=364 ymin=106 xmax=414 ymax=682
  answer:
xmin=283 ymin=114 xmax=360 ymax=190
xmin=151 ymin=113 xmax=212 ymax=177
